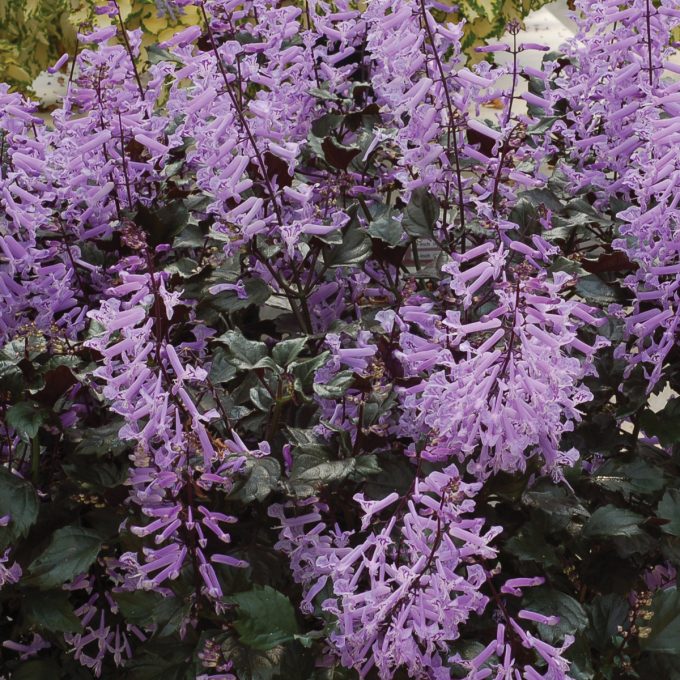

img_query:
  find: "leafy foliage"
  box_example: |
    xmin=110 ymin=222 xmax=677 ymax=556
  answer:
xmin=0 ymin=0 xmax=74 ymax=89
xmin=0 ymin=0 xmax=202 ymax=93
xmin=442 ymin=0 xmax=554 ymax=53
xmin=228 ymin=586 xmax=300 ymax=650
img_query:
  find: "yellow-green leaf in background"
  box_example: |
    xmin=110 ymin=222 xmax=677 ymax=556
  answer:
xmin=0 ymin=0 xmax=553 ymax=97
xmin=446 ymin=0 xmax=554 ymax=55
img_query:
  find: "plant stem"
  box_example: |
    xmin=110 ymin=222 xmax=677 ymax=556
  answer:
xmin=199 ymin=1 xmax=283 ymax=228
xmin=115 ymin=2 xmax=146 ymax=101
xmin=31 ymin=436 xmax=40 ymax=484
xmin=417 ymin=0 xmax=466 ymax=245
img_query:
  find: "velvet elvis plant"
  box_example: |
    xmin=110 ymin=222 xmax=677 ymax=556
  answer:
xmin=2 ymin=0 xmax=680 ymax=679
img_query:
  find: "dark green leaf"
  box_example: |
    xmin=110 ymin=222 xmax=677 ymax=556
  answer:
xmin=658 ymin=489 xmax=680 ymax=537
xmin=124 ymin=639 xmax=193 ymax=680
xmin=114 ymin=590 xmax=164 ymax=627
xmin=321 ymin=137 xmax=360 ymax=170
xmin=311 ymin=113 xmax=342 ymax=137
xmin=588 ymin=593 xmax=629 ymax=650
xmin=174 ymin=222 xmax=205 ymax=248
xmin=576 ymin=274 xmax=622 ymax=305
xmin=403 ymin=188 xmax=439 ymax=238
xmin=590 ymin=458 xmax=665 ymax=498
xmin=289 ymin=449 xmax=378 ymax=497
xmin=367 ymin=206 xmax=403 ymax=247
xmin=216 ymin=331 xmax=268 ymax=369
xmin=362 ymin=454 xmax=417 ymax=501
xmin=0 ymin=467 xmax=39 ymax=547
xmin=27 ymin=526 xmax=102 ymax=589
xmin=137 ymin=201 xmax=190 ymax=247
xmin=62 ymin=461 xmax=128 ymax=490
xmin=563 ymin=636 xmax=595 ymax=680
xmin=6 ymin=401 xmax=47 ymax=441
xmin=290 ymin=352 xmax=330 ymax=391
xmin=221 ymin=634 xmax=285 ymax=680
xmin=203 ymin=279 xmax=271 ymax=315
xmin=163 ymin=257 xmax=201 ymax=278
xmin=522 ymin=588 xmax=588 ymax=644
xmin=155 ymin=597 xmax=192 ymax=638
xmin=661 ymin=535 xmax=680 ymax=566
xmin=229 ymin=458 xmax=281 ymax=503
xmin=250 ymin=384 xmax=274 ymax=412
xmin=313 ymin=370 xmax=355 ymax=399
xmin=616 ymin=366 xmax=649 ymax=418
xmin=505 ymin=525 xmax=560 ymax=567
xmin=272 ymin=338 xmax=308 ymax=367
xmin=323 ymin=227 xmax=371 ymax=268
xmin=309 ymin=665 xmax=358 ymax=680
xmin=640 ymin=399 xmax=680 ymax=446
xmin=0 ymin=359 xmax=24 ymax=395
xmin=520 ymin=187 xmax=563 ymax=212
xmin=114 ymin=590 xmax=190 ymax=636
xmin=509 ymin=197 xmax=540 ymax=234
xmin=548 ymin=255 xmax=587 ymax=278
xmin=523 ymin=484 xmax=589 ymax=530
xmin=563 ymin=196 xmax=599 ymax=217
xmin=637 ymin=652 xmax=680 ymax=680
xmin=10 ymin=660 xmax=64 ymax=680
xmin=309 ymin=87 xmax=336 ymax=101
xmin=528 ymin=116 xmax=560 ymax=135
xmin=24 ymin=590 xmax=82 ymax=633
xmin=583 ymin=505 xmax=644 ymax=539
xmin=285 ymin=427 xmax=331 ymax=455
xmin=228 ymin=585 xmax=299 ymax=650
xmin=483 ymin=470 xmax=530 ymax=503
xmin=209 ymin=348 xmax=239 ymax=384
xmin=613 ymin=530 xmax=657 ymax=558
xmin=544 ymin=219 xmax=578 ymax=244
xmin=71 ymin=419 xmax=130 ymax=458
xmin=641 ymin=587 xmax=680 ymax=654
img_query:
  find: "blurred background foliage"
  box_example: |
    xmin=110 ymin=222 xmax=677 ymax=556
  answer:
xmin=0 ymin=0 xmax=200 ymax=93
xmin=445 ymin=0 xmax=554 ymax=47
xmin=0 ymin=0 xmax=554 ymax=98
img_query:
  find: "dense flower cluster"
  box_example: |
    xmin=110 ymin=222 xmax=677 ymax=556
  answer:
xmin=556 ymin=0 xmax=680 ymax=388
xmin=1 ymin=1 xmax=679 ymax=678
xmin=272 ymin=466 xmax=577 ymax=679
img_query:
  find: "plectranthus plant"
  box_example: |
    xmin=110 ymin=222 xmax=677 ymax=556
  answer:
xmin=1 ymin=1 xmax=680 ymax=679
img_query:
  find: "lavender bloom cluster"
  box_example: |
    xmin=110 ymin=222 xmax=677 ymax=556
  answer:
xmin=1 ymin=1 xmax=680 ymax=679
